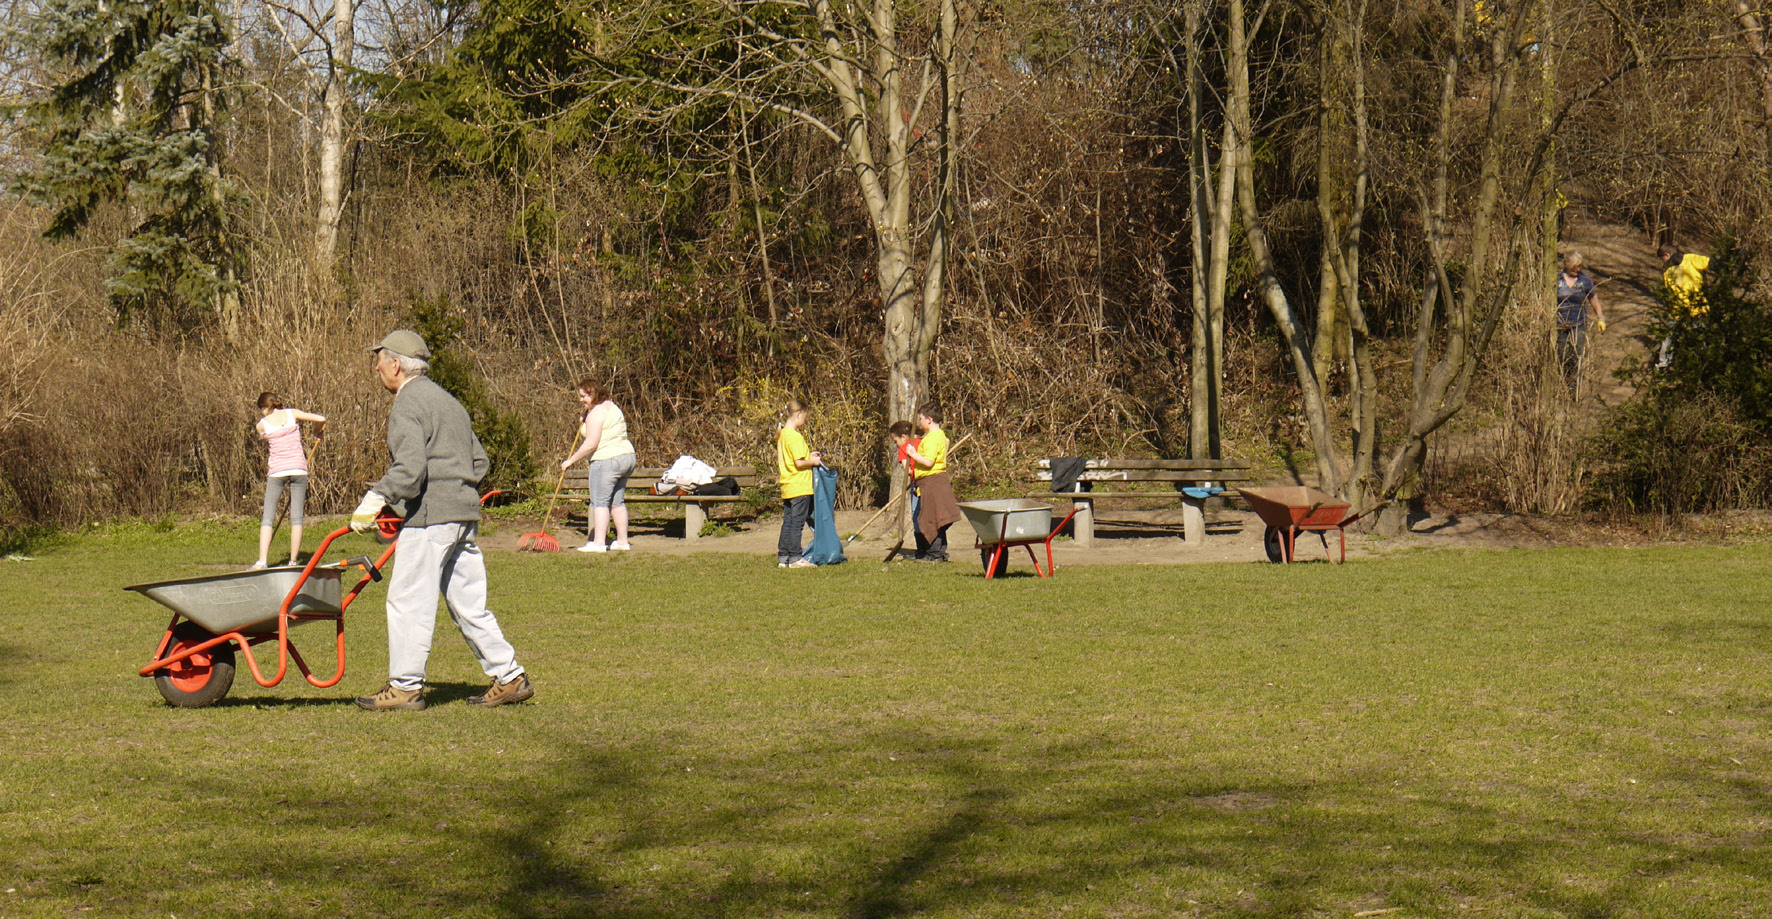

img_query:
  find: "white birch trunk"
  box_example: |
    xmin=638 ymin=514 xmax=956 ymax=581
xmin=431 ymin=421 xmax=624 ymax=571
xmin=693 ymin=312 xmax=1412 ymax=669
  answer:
xmin=315 ymin=0 xmax=354 ymax=263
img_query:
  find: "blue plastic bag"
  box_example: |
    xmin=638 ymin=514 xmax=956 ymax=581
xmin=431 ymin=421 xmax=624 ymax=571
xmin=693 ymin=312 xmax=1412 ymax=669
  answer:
xmin=806 ymin=466 xmax=847 ymax=565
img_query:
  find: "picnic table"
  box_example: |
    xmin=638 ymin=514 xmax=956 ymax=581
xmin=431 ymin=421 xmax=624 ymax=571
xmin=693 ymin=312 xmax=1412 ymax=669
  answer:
xmin=1030 ymin=458 xmax=1251 ymax=547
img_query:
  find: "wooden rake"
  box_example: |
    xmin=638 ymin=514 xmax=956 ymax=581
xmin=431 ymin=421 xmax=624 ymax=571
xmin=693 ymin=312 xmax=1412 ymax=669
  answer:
xmin=519 ymin=429 xmax=583 ymax=552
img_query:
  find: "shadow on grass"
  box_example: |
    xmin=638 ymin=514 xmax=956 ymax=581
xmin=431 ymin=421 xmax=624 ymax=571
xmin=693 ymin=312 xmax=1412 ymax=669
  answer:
xmin=474 ymin=731 xmax=1772 ymax=918
xmin=0 ymin=642 xmax=23 ymax=687
xmin=198 ymin=680 xmax=496 ymax=708
xmin=0 ymin=524 xmax=63 ymax=557
xmin=100 ymin=725 xmax=1772 ymax=918
xmin=210 ymin=693 xmax=353 ymax=709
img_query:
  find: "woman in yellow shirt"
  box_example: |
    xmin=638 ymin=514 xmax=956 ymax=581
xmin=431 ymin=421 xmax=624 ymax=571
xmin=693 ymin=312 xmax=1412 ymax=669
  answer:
xmin=776 ymin=398 xmax=823 ymax=568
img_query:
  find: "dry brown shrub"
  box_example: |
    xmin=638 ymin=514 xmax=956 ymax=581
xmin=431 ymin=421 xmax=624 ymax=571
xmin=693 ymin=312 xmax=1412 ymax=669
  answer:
xmin=0 ymin=206 xmax=80 ymax=528
xmin=1493 ymin=320 xmax=1589 ymax=515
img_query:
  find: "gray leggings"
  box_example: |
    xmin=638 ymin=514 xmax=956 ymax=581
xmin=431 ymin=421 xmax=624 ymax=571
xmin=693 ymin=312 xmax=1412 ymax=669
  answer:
xmin=261 ymin=475 xmax=308 ymax=526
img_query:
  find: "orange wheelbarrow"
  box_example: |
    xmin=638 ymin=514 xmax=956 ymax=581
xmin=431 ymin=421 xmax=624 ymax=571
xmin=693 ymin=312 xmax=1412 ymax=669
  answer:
xmin=129 ymin=513 xmax=400 ymax=708
xmin=1236 ymin=486 xmax=1386 ymax=564
xmin=959 ymin=499 xmax=1082 ymax=579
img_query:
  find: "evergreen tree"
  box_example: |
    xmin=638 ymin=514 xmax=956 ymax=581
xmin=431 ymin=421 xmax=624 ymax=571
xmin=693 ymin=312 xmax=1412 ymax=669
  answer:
xmin=6 ymin=0 xmax=239 ymax=332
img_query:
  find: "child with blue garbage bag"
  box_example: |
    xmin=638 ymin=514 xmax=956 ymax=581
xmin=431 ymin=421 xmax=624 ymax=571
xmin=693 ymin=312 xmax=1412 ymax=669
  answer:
xmin=775 ymin=398 xmax=824 ymax=568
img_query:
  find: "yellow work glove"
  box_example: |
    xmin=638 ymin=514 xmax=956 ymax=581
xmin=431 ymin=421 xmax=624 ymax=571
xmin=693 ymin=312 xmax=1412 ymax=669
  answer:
xmin=350 ymin=490 xmax=387 ymax=534
xmin=1597 ymin=319 xmax=1607 ymax=332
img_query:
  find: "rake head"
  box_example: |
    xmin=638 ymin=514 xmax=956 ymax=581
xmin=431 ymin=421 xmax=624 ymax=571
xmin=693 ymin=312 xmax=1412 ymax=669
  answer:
xmin=517 ymin=530 xmax=561 ymax=552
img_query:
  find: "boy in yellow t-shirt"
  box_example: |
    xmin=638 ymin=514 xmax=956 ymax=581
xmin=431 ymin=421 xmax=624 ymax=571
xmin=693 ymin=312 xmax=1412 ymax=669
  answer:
xmin=776 ymin=399 xmax=823 ymax=568
xmin=903 ymin=404 xmax=960 ymax=562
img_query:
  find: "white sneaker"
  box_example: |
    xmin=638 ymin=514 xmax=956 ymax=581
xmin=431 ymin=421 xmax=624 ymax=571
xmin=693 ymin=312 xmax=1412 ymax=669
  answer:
xmin=610 ymin=541 xmax=632 ymax=551
xmin=577 ymin=543 xmax=608 ymax=553
xmin=249 ymin=560 xmax=267 ymax=571
xmin=787 ymin=558 xmax=816 ymax=569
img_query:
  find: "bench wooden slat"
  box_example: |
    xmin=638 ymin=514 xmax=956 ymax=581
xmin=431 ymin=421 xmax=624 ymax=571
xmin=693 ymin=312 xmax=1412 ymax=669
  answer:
xmin=624 ymin=495 xmax=751 ymax=503
xmin=1028 ymin=491 xmax=1227 ymax=500
xmin=1034 ymin=469 xmax=1250 ymax=483
xmin=562 ymin=466 xmax=757 ymax=485
xmin=1036 ymin=458 xmax=1252 ymax=470
xmin=624 ymin=475 xmax=760 ymax=487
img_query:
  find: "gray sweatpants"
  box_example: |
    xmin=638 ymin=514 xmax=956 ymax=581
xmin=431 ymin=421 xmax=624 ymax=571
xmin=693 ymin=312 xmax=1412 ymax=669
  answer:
xmin=385 ymin=522 xmax=523 ymax=692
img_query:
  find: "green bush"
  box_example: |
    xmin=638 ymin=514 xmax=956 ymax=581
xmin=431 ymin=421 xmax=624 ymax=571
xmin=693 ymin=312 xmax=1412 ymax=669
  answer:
xmin=1588 ymin=239 xmax=1772 ymax=514
xmin=408 ymin=294 xmax=540 ymax=494
xmin=1588 ymin=392 xmax=1772 ymax=514
xmin=1644 ymin=239 xmax=1772 ymax=424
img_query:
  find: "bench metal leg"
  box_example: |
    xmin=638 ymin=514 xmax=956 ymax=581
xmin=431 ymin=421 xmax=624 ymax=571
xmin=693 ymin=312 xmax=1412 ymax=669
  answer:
xmin=1072 ymin=498 xmax=1094 ymax=548
xmin=1181 ymin=497 xmax=1206 ymax=545
xmin=684 ymin=502 xmax=706 ymax=542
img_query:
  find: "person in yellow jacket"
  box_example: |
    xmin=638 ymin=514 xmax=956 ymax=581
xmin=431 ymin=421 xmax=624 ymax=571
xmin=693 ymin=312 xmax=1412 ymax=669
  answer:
xmin=1657 ymin=243 xmax=1712 ymax=369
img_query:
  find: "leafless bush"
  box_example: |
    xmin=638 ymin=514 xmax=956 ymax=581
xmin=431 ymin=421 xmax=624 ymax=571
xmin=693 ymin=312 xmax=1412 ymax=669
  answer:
xmin=1493 ymin=318 xmax=1589 ymax=515
xmin=0 ymin=206 xmax=78 ymax=529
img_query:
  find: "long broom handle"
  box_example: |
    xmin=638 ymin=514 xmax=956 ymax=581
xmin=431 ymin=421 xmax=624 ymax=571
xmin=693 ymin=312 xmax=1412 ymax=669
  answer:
xmin=846 ymin=488 xmax=907 ymax=543
xmin=535 ymin=427 xmax=585 ymax=533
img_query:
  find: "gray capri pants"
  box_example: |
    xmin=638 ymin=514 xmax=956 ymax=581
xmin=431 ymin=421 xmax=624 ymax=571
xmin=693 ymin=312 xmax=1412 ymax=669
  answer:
xmin=585 ymin=453 xmax=637 ymax=508
xmin=261 ymin=475 xmax=308 ymax=526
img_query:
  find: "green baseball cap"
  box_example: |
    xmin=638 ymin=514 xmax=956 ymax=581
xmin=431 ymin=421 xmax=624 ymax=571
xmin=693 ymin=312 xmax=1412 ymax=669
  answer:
xmin=368 ymin=329 xmax=431 ymax=359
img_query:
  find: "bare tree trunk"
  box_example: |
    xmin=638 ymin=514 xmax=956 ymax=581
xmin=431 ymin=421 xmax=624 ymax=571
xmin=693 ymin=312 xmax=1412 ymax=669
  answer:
xmin=916 ymin=0 xmax=960 ymax=404
xmin=1312 ymin=10 xmax=1353 ymax=392
xmin=872 ymin=0 xmax=959 ymax=442
xmin=1732 ymin=0 xmax=1772 ymax=159
xmin=1182 ymin=0 xmax=1232 ymax=461
xmin=739 ymin=110 xmax=780 ymax=328
xmin=597 ymin=0 xmax=962 ymax=491
xmin=1229 ymin=0 xmax=1344 ymax=491
xmin=1318 ymin=0 xmax=1375 ymax=506
xmin=202 ymin=61 xmax=240 ymax=338
xmin=1374 ymin=0 xmax=1544 ymax=531
xmin=315 ymin=0 xmax=354 ymax=264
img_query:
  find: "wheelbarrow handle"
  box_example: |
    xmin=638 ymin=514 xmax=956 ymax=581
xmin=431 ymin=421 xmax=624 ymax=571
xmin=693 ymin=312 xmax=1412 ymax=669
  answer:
xmin=342 ymin=555 xmax=383 ymax=582
xmin=1049 ymin=503 xmax=1082 ymax=536
xmin=1340 ymin=498 xmax=1392 ymax=527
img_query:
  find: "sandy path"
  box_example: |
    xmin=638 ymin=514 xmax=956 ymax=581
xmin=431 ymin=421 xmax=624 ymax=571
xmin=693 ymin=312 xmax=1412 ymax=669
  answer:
xmin=1560 ymin=208 xmax=1662 ymax=406
xmin=476 ymin=503 xmax=1596 ymax=570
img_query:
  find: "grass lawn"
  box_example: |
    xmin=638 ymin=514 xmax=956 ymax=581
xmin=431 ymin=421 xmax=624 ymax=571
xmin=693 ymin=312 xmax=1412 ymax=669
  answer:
xmin=3 ymin=521 xmax=1771 ymax=918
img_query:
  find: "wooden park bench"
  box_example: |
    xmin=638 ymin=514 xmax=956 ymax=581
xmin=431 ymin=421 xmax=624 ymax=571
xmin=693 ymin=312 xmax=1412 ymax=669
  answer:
xmin=557 ymin=465 xmax=765 ymax=542
xmin=1030 ymin=458 xmax=1252 ymax=548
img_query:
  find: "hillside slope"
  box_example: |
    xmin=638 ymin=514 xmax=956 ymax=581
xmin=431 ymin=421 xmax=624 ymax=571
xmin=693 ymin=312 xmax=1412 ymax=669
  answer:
xmin=1559 ymin=208 xmax=1662 ymax=406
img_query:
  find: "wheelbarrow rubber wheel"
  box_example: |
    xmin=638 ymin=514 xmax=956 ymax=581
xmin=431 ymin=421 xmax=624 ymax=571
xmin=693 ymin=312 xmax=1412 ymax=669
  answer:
xmin=980 ymin=546 xmax=1009 ymax=578
xmin=1263 ymin=526 xmax=1285 ymax=564
xmin=153 ymin=623 xmax=236 ymax=708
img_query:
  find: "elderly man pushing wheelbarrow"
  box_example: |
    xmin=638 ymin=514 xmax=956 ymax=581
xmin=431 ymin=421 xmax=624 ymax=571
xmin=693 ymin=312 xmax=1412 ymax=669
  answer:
xmin=349 ymin=330 xmax=534 ymax=711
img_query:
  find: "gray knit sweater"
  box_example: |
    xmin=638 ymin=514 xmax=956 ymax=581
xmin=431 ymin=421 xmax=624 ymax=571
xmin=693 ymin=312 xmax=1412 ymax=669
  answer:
xmin=373 ymin=376 xmax=488 ymax=527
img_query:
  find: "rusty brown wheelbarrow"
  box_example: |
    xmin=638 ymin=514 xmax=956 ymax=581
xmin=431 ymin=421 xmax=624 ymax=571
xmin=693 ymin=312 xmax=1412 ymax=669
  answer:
xmin=1236 ymin=486 xmax=1387 ymax=564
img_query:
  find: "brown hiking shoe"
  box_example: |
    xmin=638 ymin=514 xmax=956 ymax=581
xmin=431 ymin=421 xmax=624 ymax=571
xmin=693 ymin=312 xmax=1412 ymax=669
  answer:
xmin=468 ymin=674 xmax=534 ymax=707
xmin=355 ymin=683 xmax=426 ymax=711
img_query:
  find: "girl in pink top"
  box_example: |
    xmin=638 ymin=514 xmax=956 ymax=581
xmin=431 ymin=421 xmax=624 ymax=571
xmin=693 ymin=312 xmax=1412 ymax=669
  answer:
xmin=254 ymin=392 xmax=326 ymax=569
